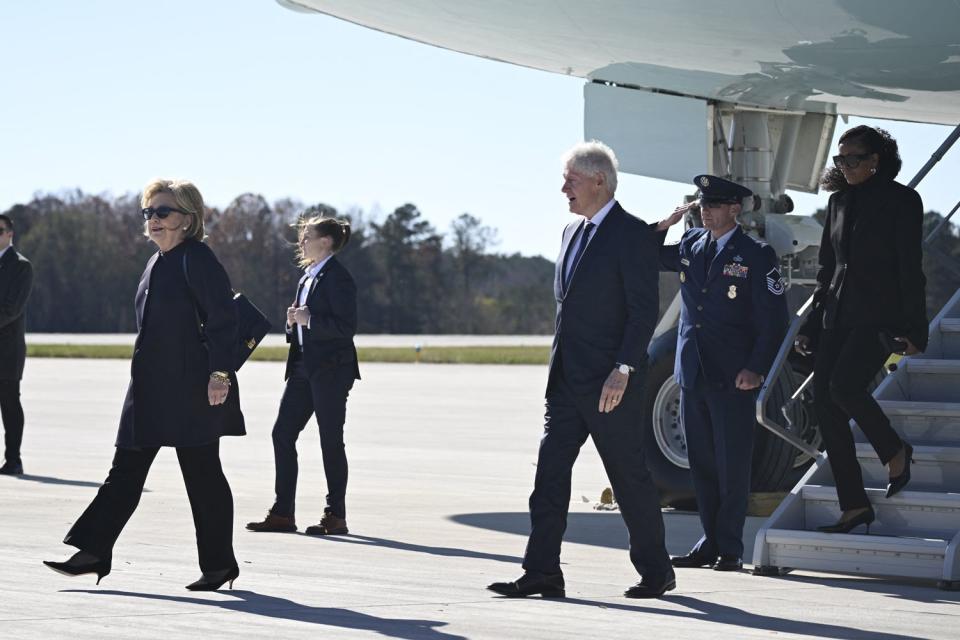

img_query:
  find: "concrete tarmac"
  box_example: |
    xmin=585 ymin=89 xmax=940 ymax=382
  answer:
xmin=1 ymin=359 xmax=956 ymax=639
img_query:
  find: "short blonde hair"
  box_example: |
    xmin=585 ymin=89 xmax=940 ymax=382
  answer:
xmin=141 ymin=178 xmax=206 ymax=242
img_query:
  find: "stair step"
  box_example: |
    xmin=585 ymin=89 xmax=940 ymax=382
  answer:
xmin=800 ymin=485 xmax=960 ymax=538
xmin=762 ymin=528 xmax=948 ymax=579
xmin=854 ymin=443 xmax=960 ymax=491
xmin=941 ymin=318 xmax=960 ymax=359
xmin=899 ymin=359 xmax=960 ymax=402
xmin=873 ymin=400 xmax=960 ymax=446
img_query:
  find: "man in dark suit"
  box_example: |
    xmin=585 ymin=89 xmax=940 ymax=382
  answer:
xmin=0 ymin=214 xmax=34 ymax=475
xmin=654 ymin=176 xmax=788 ymax=571
xmin=488 ymin=141 xmax=674 ymax=599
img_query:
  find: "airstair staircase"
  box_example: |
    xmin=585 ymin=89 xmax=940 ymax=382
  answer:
xmin=753 ymin=287 xmax=960 ymax=589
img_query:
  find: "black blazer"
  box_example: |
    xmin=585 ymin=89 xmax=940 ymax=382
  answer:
xmin=0 ymin=248 xmax=34 ymax=381
xmin=117 ymin=239 xmax=245 ymax=448
xmin=548 ymin=202 xmax=660 ymax=396
xmin=800 ymin=178 xmax=929 ymax=351
xmin=285 ymin=255 xmax=360 ymax=381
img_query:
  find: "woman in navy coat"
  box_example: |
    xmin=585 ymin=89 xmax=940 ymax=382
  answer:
xmin=44 ymin=179 xmax=244 ymax=590
xmin=247 ymin=214 xmax=359 ymax=536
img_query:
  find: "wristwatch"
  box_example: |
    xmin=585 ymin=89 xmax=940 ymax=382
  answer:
xmin=616 ymin=363 xmax=633 ymax=375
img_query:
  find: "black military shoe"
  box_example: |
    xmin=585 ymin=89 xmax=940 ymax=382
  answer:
xmin=624 ymin=571 xmax=676 ymax=599
xmin=670 ymin=549 xmax=718 ymax=568
xmin=487 ymin=572 xmax=565 ymax=598
xmin=0 ymin=460 xmax=23 ymax=475
xmin=713 ymin=555 xmax=743 ymax=572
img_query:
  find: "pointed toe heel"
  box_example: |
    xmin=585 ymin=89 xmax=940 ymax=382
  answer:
xmin=816 ymin=507 xmax=875 ymax=534
xmin=886 ymin=442 xmax=914 ymax=499
xmin=43 ymin=555 xmax=111 ymax=584
xmin=186 ymin=566 xmax=239 ymax=591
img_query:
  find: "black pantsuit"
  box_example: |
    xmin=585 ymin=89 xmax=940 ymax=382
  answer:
xmin=64 ymin=442 xmax=236 ymax=572
xmin=800 ymin=177 xmax=928 ymax=511
xmin=0 ymin=380 xmax=24 ymax=464
xmin=272 ymin=356 xmax=354 ymax=518
xmin=0 ymin=247 xmax=33 ymax=466
xmin=814 ymin=328 xmax=902 ymax=510
xmin=269 ymin=255 xmax=360 ymax=520
xmin=61 ymin=239 xmax=243 ymax=572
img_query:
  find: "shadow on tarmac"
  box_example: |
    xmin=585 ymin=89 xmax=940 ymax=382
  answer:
xmin=552 ymin=595 xmax=926 ymax=640
xmin=64 ymin=589 xmax=466 ymax=640
xmin=449 ymin=511 xmax=722 ymax=559
xmin=302 ymin=533 xmax=523 ymax=564
xmin=13 ymin=474 xmax=113 ymax=489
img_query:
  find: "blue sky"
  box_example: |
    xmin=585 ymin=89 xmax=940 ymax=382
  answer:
xmin=2 ymin=0 xmax=958 ymax=258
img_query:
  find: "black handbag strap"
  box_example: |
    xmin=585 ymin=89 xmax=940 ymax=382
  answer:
xmin=181 ymin=250 xmax=206 ymax=341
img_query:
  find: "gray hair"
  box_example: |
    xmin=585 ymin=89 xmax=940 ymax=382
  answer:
xmin=562 ymin=140 xmax=619 ymax=193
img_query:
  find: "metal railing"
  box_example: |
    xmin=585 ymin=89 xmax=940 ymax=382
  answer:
xmin=756 ymin=122 xmax=960 ymax=458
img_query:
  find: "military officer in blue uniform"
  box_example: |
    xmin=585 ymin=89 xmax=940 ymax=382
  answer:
xmin=654 ymin=175 xmax=788 ymax=572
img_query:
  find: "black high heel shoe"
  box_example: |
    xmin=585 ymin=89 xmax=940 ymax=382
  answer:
xmin=43 ymin=552 xmax=111 ymax=584
xmin=817 ymin=506 xmax=875 ymax=534
xmin=185 ymin=566 xmax=239 ymax=591
xmin=886 ymin=441 xmax=914 ymax=498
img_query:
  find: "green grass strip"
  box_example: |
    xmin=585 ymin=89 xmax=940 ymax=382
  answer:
xmin=27 ymin=344 xmax=550 ymax=365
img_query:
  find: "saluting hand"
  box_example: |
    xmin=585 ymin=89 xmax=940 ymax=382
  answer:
xmin=656 ymin=202 xmax=695 ymax=232
xmin=735 ymin=369 xmax=764 ymax=391
xmin=599 ymin=369 xmax=629 ymax=413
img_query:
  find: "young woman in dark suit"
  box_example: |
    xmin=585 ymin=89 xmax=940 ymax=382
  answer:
xmin=44 ymin=179 xmax=244 ymax=590
xmin=796 ymin=126 xmax=928 ymax=534
xmin=246 ymin=215 xmax=359 ymax=536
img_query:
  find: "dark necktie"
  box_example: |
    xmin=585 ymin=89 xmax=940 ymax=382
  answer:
xmin=703 ymin=238 xmax=717 ymax=278
xmin=564 ymin=221 xmax=595 ymax=291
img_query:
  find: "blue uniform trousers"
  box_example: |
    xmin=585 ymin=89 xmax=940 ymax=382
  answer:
xmin=681 ymin=376 xmax=756 ymax=558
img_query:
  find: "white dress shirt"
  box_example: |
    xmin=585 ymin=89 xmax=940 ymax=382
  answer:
xmin=564 ymin=198 xmax=616 ymax=284
xmin=296 ymin=255 xmax=332 ymax=345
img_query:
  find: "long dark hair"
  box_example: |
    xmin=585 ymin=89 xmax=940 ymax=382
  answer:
xmin=820 ymin=125 xmax=902 ymax=192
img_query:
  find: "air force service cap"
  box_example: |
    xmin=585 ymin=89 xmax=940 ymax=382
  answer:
xmin=693 ymin=174 xmax=753 ymax=204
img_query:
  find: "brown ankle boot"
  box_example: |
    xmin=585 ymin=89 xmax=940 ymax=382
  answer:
xmin=305 ymin=513 xmax=348 ymax=535
xmin=246 ymin=512 xmax=297 ymax=533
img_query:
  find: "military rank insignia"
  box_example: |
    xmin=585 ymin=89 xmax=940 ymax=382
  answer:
xmin=722 ymin=263 xmax=749 ymax=278
xmin=728 ymin=285 xmax=737 ymax=299
xmin=766 ymin=268 xmax=785 ymax=295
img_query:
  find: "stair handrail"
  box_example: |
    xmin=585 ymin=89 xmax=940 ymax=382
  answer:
xmin=755 ymin=296 xmax=820 ymax=458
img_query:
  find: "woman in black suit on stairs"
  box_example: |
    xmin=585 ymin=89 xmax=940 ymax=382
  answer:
xmin=795 ymin=126 xmax=928 ymax=534
xmin=44 ymin=178 xmax=244 ymax=590
xmin=246 ymin=214 xmax=360 ymax=536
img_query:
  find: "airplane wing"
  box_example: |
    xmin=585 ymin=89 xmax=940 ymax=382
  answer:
xmin=277 ymin=0 xmax=960 ymax=125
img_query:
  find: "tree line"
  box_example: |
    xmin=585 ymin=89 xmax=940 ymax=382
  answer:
xmin=3 ymin=191 xmax=557 ymax=334
xmin=3 ymin=191 xmax=958 ymax=335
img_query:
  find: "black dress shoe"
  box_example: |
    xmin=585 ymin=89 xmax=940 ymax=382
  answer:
xmin=185 ymin=566 xmax=239 ymax=591
xmin=487 ymin=572 xmax=565 ymax=598
xmin=713 ymin=555 xmax=743 ymax=572
xmin=43 ymin=551 xmax=111 ymax=585
xmin=624 ymin=572 xmax=676 ymax=599
xmin=886 ymin=441 xmax=914 ymax=498
xmin=817 ymin=506 xmax=875 ymax=534
xmin=671 ymin=549 xmax=718 ymax=568
xmin=0 ymin=460 xmax=23 ymax=475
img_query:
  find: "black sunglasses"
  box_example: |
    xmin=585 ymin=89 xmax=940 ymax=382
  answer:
xmin=142 ymin=206 xmax=188 ymax=220
xmin=832 ymin=153 xmax=873 ymax=169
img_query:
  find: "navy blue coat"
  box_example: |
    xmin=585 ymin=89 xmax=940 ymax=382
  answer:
xmin=548 ymin=202 xmax=660 ymax=396
xmin=658 ymin=226 xmax=788 ymax=391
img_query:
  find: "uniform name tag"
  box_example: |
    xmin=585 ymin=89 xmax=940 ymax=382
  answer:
xmin=680 ymin=258 xmax=690 ymax=266
xmin=722 ymin=263 xmax=749 ymax=278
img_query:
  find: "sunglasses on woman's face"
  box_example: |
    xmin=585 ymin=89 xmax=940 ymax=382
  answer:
xmin=832 ymin=153 xmax=872 ymax=169
xmin=142 ymin=206 xmax=187 ymax=220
